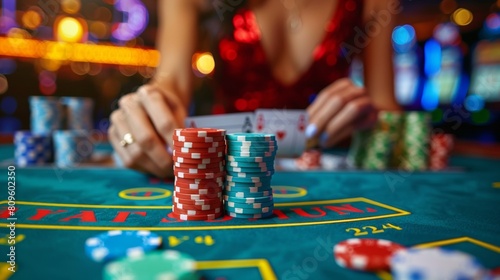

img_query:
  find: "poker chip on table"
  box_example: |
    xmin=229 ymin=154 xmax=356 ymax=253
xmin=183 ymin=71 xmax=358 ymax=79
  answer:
xmin=53 ymin=130 xmax=93 ymax=167
xmin=29 ymin=96 xmax=63 ymax=134
xmin=61 ymin=97 xmax=94 ymax=131
xmin=171 ymin=128 xmax=226 ymax=221
xmin=14 ymin=131 xmax=53 ymax=166
xmin=85 ymin=230 xmax=162 ymax=263
xmin=224 ymin=133 xmax=276 ymax=219
xmin=429 ymin=133 xmax=454 ymax=170
xmin=334 ymin=238 xmax=405 ymax=271
xmin=103 ymin=250 xmax=199 ymax=280
xmin=390 ymin=247 xmax=487 ymax=280
xmin=295 ymin=149 xmax=322 ymax=170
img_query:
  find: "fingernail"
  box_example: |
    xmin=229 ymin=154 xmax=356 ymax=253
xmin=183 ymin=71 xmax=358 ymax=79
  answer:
xmin=320 ymin=132 xmax=328 ymax=146
xmin=167 ymin=146 xmax=173 ymax=155
xmin=305 ymin=124 xmax=317 ymax=139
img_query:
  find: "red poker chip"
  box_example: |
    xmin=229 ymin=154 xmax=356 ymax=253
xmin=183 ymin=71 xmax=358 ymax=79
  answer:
xmin=173 ymin=166 xmax=224 ymax=174
xmin=173 ymin=146 xmax=226 ymax=154
xmin=170 ymin=211 xmax=222 ymax=221
xmin=172 ymin=150 xmax=224 ymax=159
xmin=174 ymin=161 xmax=224 ymax=170
xmin=174 ymin=171 xmax=224 ymax=179
xmin=172 ymin=205 xmax=221 ymax=215
xmin=174 ymin=191 xmax=221 ymax=200
xmin=174 ymin=128 xmax=226 ymax=137
xmin=172 ymin=156 xmax=224 ymax=164
xmin=174 ymin=202 xmax=221 ymax=211
xmin=172 ymin=140 xmax=226 ymax=148
xmin=175 ymin=180 xmax=223 ymax=190
xmin=173 ymin=134 xmax=225 ymax=143
xmin=175 ymin=186 xmax=222 ymax=194
xmin=333 ymin=238 xmax=405 ymax=271
xmin=173 ymin=196 xmax=222 ymax=206
xmin=175 ymin=176 xmax=224 ymax=184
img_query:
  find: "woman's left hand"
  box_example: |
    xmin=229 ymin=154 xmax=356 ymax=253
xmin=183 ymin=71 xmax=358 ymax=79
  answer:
xmin=306 ymin=78 xmax=377 ymax=147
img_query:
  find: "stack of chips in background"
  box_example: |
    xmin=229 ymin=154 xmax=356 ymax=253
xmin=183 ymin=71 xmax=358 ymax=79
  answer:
xmin=14 ymin=96 xmax=94 ymax=167
xmin=224 ymin=133 xmax=276 ymax=219
xmin=348 ymin=111 xmax=455 ymax=171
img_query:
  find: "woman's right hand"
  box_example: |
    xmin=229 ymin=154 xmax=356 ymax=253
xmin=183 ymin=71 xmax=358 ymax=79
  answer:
xmin=108 ymin=82 xmax=187 ymax=178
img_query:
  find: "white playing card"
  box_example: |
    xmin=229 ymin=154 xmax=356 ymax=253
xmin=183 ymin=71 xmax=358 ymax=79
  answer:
xmin=185 ymin=113 xmax=255 ymax=134
xmin=254 ymin=109 xmax=308 ymax=157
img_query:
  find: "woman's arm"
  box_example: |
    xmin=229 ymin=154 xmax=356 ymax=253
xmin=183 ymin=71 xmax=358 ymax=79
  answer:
xmin=362 ymin=0 xmax=400 ymax=110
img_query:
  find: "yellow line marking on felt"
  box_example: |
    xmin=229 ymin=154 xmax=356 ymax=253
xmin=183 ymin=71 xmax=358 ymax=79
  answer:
xmin=0 ymin=263 xmax=15 ymax=280
xmin=493 ymin=182 xmax=500 ymax=188
xmin=119 ymin=187 xmax=172 ymax=200
xmin=0 ymin=197 xmax=410 ymax=231
xmin=197 ymin=259 xmax=276 ymax=280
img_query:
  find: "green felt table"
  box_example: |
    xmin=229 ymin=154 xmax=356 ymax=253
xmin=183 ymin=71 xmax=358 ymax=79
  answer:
xmin=0 ymin=146 xmax=499 ymax=280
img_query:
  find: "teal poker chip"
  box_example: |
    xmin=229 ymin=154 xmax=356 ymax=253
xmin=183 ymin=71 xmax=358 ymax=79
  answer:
xmin=227 ymin=211 xmax=274 ymax=219
xmin=223 ymin=195 xmax=273 ymax=203
xmin=225 ymin=184 xmax=272 ymax=193
xmin=226 ymin=170 xmax=274 ymax=178
xmin=227 ymin=140 xmax=277 ymax=148
xmin=226 ymin=165 xmax=274 ymax=173
xmin=227 ymin=146 xmax=277 ymax=152
xmin=85 ymin=230 xmax=162 ymax=263
xmin=226 ymin=133 xmax=276 ymax=142
xmin=226 ymin=175 xmax=272 ymax=183
xmin=226 ymin=180 xmax=271 ymax=188
xmin=227 ymin=155 xmax=275 ymax=163
xmin=226 ymin=205 xmax=273 ymax=214
xmin=227 ymin=150 xmax=276 ymax=157
xmin=225 ymin=190 xmax=272 ymax=198
xmin=224 ymin=200 xmax=274 ymax=209
xmin=226 ymin=160 xmax=274 ymax=168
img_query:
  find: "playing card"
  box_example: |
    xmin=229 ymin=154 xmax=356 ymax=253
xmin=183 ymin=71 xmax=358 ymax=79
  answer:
xmin=254 ymin=109 xmax=308 ymax=157
xmin=185 ymin=113 xmax=255 ymax=134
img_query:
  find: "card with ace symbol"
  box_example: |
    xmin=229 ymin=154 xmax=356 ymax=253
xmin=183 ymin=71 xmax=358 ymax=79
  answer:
xmin=254 ymin=109 xmax=308 ymax=157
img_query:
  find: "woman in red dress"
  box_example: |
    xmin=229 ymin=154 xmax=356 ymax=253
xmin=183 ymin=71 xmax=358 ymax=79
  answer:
xmin=109 ymin=0 xmax=401 ymax=177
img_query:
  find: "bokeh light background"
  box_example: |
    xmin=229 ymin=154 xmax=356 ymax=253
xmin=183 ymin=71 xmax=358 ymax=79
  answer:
xmin=0 ymin=0 xmax=499 ymax=142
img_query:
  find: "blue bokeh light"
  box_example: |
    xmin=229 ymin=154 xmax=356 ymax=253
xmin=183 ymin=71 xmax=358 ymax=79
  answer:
xmin=1 ymin=96 xmax=17 ymax=115
xmin=464 ymin=94 xmax=485 ymax=112
xmin=424 ymin=39 xmax=442 ymax=76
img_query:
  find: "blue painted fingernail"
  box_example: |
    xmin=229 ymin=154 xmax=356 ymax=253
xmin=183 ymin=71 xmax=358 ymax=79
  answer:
xmin=320 ymin=132 xmax=328 ymax=146
xmin=167 ymin=146 xmax=173 ymax=155
xmin=305 ymin=124 xmax=317 ymax=139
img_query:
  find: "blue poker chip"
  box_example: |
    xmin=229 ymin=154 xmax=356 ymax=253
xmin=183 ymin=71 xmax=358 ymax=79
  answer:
xmin=226 ymin=204 xmax=273 ymax=214
xmin=85 ymin=230 xmax=162 ymax=263
xmin=227 ymin=145 xmax=277 ymax=152
xmin=227 ymin=150 xmax=277 ymax=157
xmin=227 ymin=155 xmax=275 ymax=163
xmin=226 ymin=160 xmax=275 ymax=168
xmin=227 ymin=211 xmax=274 ymax=219
xmin=226 ymin=181 xmax=271 ymax=188
xmin=227 ymin=140 xmax=277 ymax=148
xmin=61 ymin=97 xmax=94 ymax=130
xmin=226 ymin=165 xmax=274 ymax=173
xmin=390 ymin=248 xmax=486 ymax=280
xmin=224 ymin=200 xmax=274 ymax=209
xmin=53 ymin=130 xmax=94 ymax=167
xmin=225 ymin=184 xmax=272 ymax=193
xmin=223 ymin=195 xmax=273 ymax=204
xmin=226 ymin=170 xmax=274 ymax=177
xmin=29 ymin=96 xmax=63 ymax=134
xmin=226 ymin=133 xmax=276 ymax=142
xmin=226 ymin=175 xmax=272 ymax=183
xmin=14 ymin=131 xmax=53 ymax=166
xmin=225 ymin=190 xmax=272 ymax=198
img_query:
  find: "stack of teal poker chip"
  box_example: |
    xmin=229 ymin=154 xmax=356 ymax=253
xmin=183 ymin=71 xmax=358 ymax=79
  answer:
xmin=224 ymin=133 xmax=276 ymax=219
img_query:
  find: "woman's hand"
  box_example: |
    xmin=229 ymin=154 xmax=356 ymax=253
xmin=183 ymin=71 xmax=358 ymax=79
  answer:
xmin=306 ymin=78 xmax=377 ymax=147
xmin=108 ymin=83 xmax=187 ymax=178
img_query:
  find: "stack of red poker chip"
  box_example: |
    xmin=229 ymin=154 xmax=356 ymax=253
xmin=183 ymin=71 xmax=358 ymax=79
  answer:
xmin=295 ymin=149 xmax=322 ymax=170
xmin=171 ymin=128 xmax=226 ymax=221
xmin=429 ymin=133 xmax=454 ymax=170
xmin=333 ymin=238 xmax=406 ymax=272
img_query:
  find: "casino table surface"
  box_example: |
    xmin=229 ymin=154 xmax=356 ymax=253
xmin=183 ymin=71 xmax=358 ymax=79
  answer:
xmin=1 ymin=143 xmax=500 ymax=280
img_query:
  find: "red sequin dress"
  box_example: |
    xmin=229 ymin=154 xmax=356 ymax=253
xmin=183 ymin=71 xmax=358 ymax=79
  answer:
xmin=213 ymin=0 xmax=363 ymax=113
